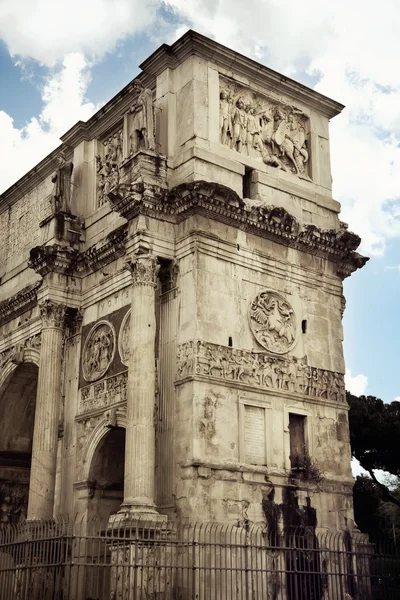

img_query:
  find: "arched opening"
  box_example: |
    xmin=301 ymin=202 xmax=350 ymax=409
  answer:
xmin=0 ymin=363 xmax=38 ymax=523
xmin=87 ymin=427 xmax=125 ymax=521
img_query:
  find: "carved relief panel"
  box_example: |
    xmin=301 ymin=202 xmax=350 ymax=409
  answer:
xmin=249 ymin=290 xmax=297 ymax=354
xmin=219 ymin=76 xmax=310 ymax=179
xmin=176 ymin=341 xmax=345 ymax=403
xmin=82 ymin=320 xmax=116 ymax=382
xmin=118 ymin=309 xmax=130 ymax=367
xmin=79 ymin=305 xmax=130 ymax=390
xmin=95 ymin=126 xmax=123 ymax=207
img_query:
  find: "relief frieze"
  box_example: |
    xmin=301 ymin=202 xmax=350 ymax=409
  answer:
xmin=79 ymin=370 xmax=128 ymax=414
xmin=220 ymin=77 xmax=310 ymax=179
xmin=176 ymin=341 xmax=345 ymax=403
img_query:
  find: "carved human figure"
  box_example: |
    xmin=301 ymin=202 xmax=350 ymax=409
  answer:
xmin=129 ymin=81 xmax=155 ymax=154
xmin=0 ymin=495 xmax=12 ymax=523
xmin=208 ymin=346 xmax=223 ymax=377
xmin=260 ymin=111 xmax=274 ymax=147
xmin=287 ymin=358 xmax=298 ymax=392
xmin=220 ymin=90 xmax=232 ymax=145
xmin=231 ymin=98 xmax=247 ymax=152
xmin=319 ymin=370 xmax=330 ymax=398
xmin=261 ymin=356 xmax=275 ymax=388
xmin=273 ymin=113 xmax=300 ymax=174
xmin=51 ymin=151 xmax=73 ymax=214
xmin=110 ymin=131 xmax=122 ymax=162
xmin=246 ymin=106 xmax=264 ymax=157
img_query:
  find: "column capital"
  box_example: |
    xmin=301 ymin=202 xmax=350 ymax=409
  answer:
xmin=125 ymin=253 xmax=160 ymax=287
xmin=39 ymin=299 xmax=67 ymax=329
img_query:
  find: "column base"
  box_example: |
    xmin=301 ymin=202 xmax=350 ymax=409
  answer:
xmin=108 ymin=500 xmax=167 ymax=529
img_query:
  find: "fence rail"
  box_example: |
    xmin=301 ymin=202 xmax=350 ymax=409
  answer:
xmin=0 ymin=517 xmax=399 ymax=599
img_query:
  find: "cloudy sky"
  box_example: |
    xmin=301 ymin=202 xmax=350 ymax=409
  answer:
xmin=1 ymin=0 xmax=399 ymax=404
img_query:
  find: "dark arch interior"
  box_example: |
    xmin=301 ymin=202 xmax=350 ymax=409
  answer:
xmin=88 ymin=426 xmax=126 ymax=521
xmin=0 ymin=363 xmax=38 ymax=523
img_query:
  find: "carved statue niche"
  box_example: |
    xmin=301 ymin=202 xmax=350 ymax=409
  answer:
xmin=219 ymin=77 xmax=310 ymax=179
xmin=128 ymin=80 xmax=155 ymax=155
xmin=51 ymin=150 xmax=74 ymax=214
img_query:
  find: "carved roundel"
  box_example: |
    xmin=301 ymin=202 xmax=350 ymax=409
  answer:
xmin=82 ymin=320 xmax=116 ymax=382
xmin=249 ymin=290 xmax=297 ymax=354
xmin=118 ymin=309 xmax=131 ymax=367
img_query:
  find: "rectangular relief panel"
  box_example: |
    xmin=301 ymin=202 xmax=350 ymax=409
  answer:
xmin=219 ymin=76 xmax=311 ymax=180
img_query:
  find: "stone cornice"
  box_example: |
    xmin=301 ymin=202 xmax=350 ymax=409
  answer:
xmin=140 ymin=30 xmax=344 ymax=119
xmin=108 ymin=180 xmax=369 ymax=278
xmin=28 ymin=244 xmax=79 ymax=277
xmin=78 ymin=225 xmax=128 ymax=274
xmin=0 ymin=281 xmax=41 ymax=326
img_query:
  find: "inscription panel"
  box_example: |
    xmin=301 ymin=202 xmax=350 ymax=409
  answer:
xmin=244 ymin=405 xmax=266 ymax=465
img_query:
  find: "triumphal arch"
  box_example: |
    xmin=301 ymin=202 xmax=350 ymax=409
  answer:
xmin=0 ymin=31 xmax=367 ymax=533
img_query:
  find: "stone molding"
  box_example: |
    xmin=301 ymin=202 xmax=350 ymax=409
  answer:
xmin=78 ymin=225 xmax=128 ymax=274
xmin=39 ymin=299 xmax=67 ymax=329
xmin=0 ymin=281 xmax=41 ymax=327
xmin=108 ymin=180 xmax=368 ymax=278
xmin=181 ymin=461 xmax=354 ymax=495
xmin=0 ymin=334 xmax=41 ymax=371
xmin=176 ymin=341 xmax=345 ymax=403
xmin=124 ymin=253 xmax=160 ymax=287
xmin=28 ymin=243 xmax=78 ymax=277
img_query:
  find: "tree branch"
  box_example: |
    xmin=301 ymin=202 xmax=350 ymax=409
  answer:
xmin=367 ymin=468 xmax=400 ymax=508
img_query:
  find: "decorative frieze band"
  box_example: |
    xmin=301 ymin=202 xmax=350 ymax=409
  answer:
xmin=78 ymin=371 xmax=128 ymax=415
xmin=176 ymin=341 xmax=345 ymax=403
xmin=0 ymin=282 xmax=41 ymax=327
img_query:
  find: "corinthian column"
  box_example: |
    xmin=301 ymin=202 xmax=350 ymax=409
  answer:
xmin=119 ymin=253 xmax=164 ymax=520
xmin=28 ymin=300 xmax=66 ymax=520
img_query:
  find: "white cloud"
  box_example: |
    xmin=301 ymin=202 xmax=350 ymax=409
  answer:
xmin=0 ymin=0 xmax=157 ymax=66
xmin=345 ymin=369 xmax=368 ymax=396
xmin=164 ymin=0 xmax=400 ymax=256
xmin=2 ymin=0 xmax=400 ymax=257
xmin=0 ymin=53 xmax=98 ymax=192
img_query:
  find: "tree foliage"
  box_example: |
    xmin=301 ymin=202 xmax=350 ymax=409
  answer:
xmin=347 ymin=392 xmax=400 ymax=508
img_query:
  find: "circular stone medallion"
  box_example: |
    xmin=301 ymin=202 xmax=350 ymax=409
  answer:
xmin=82 ymin=320 xmax=116 ymax=382
xmin=118 ymin=309 xmax=131 ymax=366
xmin=249 ymin=290 xmax=297 ymax=354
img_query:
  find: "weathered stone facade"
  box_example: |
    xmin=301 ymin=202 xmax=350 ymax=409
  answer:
xmin=0 ymin=31 xmax=367 ymax=532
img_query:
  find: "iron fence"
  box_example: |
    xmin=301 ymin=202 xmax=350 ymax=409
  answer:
xmin=0 ymin=516 xmax=399 ymax=599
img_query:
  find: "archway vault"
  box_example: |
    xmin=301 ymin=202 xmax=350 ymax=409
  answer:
xmin=0 ymin=355 xmax=40 ymax=523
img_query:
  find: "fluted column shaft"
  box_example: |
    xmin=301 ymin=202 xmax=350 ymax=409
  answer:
xmin=28 ymin=300 xmax=65 ymax=520
xmin=122 ymin=253 xmax=160 ymax=517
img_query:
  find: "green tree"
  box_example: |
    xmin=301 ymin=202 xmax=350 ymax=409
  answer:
xmin=347 ymin=392 xmax=400 ymax=508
